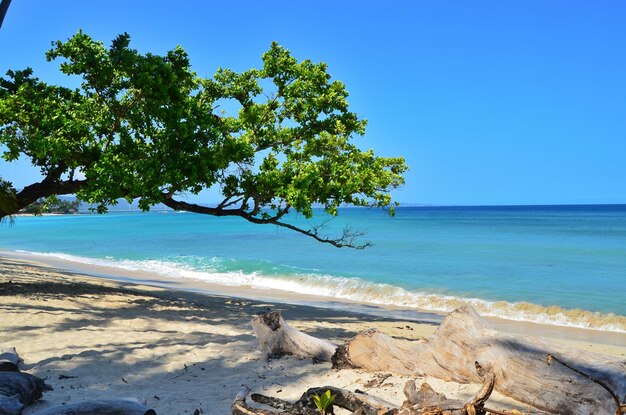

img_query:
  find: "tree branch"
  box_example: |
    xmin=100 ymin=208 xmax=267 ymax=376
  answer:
xmin=217 ymin=196 xmax=244 ymax=210
xmin=5 ymin=178 xmax=87 ymax=217
xmin=161 ymin=195 xmax=370 ymax=249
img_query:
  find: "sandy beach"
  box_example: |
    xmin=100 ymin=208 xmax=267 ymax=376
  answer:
xmin=1 ymin=255 xmax=625 ymax=415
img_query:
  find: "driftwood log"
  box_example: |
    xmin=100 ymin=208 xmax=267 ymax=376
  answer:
xmin=0 ymin=348 xmax=21 ymax=372
xmin=232 ymin=375 xmax=526 ymax=415
xmin=251 ymin=312 xmax=337 ymax=362
xmin=252 ymin=307 xmax=626 ymax=415
xmin=0 ymin=371 xmax=52 ymax=415
xmin=32 ymin=399 xmax=157 ymax=415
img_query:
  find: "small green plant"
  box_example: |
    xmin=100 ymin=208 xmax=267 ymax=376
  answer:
xmin=312 ymin=390 xmax=336 ymax=415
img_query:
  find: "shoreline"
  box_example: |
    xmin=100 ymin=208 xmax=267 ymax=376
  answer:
xmin=4 ymin=208 xmax=626 ymax=335
xmin=1 ymin=255 xmax=625 ymax=414
xmin=0 ymin=256 xmax=501 ymax=414
xmin=3 ymin=249 xmax=626 ymax=351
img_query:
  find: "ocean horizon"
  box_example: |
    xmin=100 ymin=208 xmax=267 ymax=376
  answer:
xmin=2 ymin=204 xmax=625 ymax=332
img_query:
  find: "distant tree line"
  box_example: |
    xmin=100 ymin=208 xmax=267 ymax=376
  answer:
xmin=20 ymin=196 xmax=79 ymax=215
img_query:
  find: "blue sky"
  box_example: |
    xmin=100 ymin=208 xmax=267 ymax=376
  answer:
xmin=1 ymin=1 xmax=625 ymax=205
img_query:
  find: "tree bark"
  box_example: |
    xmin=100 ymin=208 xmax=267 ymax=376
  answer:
xmin=13 ymin=179 xmax=86 ymax=213
xmin=252 ymin=307 xmax=626 ymax=415
xmin=0 ymin=177 xmax=87 ymax=219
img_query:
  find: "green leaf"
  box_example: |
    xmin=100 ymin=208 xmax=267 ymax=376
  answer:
xmin=312 ymin=390 xmax=336 ymax=415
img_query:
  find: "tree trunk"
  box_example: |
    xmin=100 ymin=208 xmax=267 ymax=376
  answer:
xmin=252 ymin=307 xmax=626 ymax=415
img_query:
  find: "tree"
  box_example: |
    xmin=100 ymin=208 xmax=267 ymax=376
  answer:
xmin=0 ymin=32 xmax=407 ymax=247
xmin=20 ymin=196 xmax=80 ymax=215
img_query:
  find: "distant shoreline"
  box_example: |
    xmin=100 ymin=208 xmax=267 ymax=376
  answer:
xmin=12 ymin=201 xmax=626 ymax=215
xmin=13 ymin=212 xmax=70 ymax=216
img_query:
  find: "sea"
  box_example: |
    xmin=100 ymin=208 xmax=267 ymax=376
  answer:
xmin=2 ymin=205 xmax=625 ymax=332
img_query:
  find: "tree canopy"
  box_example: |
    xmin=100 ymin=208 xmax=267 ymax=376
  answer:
xmin=0 ymin=32 xmax=407 ymax=247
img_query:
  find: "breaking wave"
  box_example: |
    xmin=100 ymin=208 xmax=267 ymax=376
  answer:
xmin=15 ymin=250 xmax=626 ymax=333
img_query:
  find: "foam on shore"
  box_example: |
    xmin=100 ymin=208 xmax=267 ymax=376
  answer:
xmin=10 ymin=249 xmax=626 ymax=333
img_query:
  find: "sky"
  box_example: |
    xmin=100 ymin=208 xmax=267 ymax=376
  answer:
xmin=1 ymin=1 xmax=625 ymax=206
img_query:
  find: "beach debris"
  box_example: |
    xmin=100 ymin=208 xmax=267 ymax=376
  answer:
xmin=242 ymin=384 xmax=398 ymax=415
xmin=363 ymin=373 xmax=392 ymax=388
xmin=251 ymin=312 xmax=337 ymax=362
xmin=232 ymin=376 xmax=510 ymax=415
xmin=0 ymin=372 xmax=52 ymax=415
xmin=251 ymin=307 xmax=626 ymax=415
xmin=0 ymin=394 xmax=22 ymax=415
xmin=31 ymin=398 xmax=156 ymax=415
xmin=0 ymin=348 xmax=21 ymax=372
xmin=56 ymin=375 xmax=77 ymax=380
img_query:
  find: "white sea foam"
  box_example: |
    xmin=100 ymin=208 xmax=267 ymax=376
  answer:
xmin=14 ymin=250 xmax=626 ymax=333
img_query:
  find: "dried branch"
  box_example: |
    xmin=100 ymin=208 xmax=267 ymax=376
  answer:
xmin=462 ymin=363 xmax=495 ymax=415
xmin=250 ymin=394 xmax=316 ymax=415
xmin=232 ymin=385 xmax=285 ymax=415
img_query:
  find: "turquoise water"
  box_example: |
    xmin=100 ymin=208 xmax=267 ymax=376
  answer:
xmin=2 ymin=205 xmax=625 ymax=331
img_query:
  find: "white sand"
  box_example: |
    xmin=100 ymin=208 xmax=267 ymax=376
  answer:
xmin=1 ymin=257 xmax=624 ymax=414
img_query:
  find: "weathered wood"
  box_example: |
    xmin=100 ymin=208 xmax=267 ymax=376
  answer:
xmin=334 ymin=307 xmax=626 ymax=415
xmin=234 ymin=384 xmax=397 ymax=415
xmin=232 ymin=385 xmax=287 ymax=415
xmin=251 ymin=312 xmax=337 ymax=361
xmin=0 ymin=393 xmax=23 ymax=415
xmin=398 ymin=374 xmax=499 ymax=415
xmin=401 ymin=383 xmax=460 ymax=414
xmin=250 ymin=393 xmax=317 ymax=415
xmin=252 ymin=307 xmax=626 ymax=415
xmin=300 ymin=386 xmax=397 ymax=415
xmin=0 ymin=347 xmax=21 ymax=372
xmin=232 ymin=379 xmax=512 ymax=415
xmin=32 ymin=399 xmax=156 ymax=415
xmin=464 ymin=383 xmax=491 ymax=413
xmin=403 ymin=381 xmax=446 ymax=408
xmin=0 ymin=371 xmax=52 ymax=415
